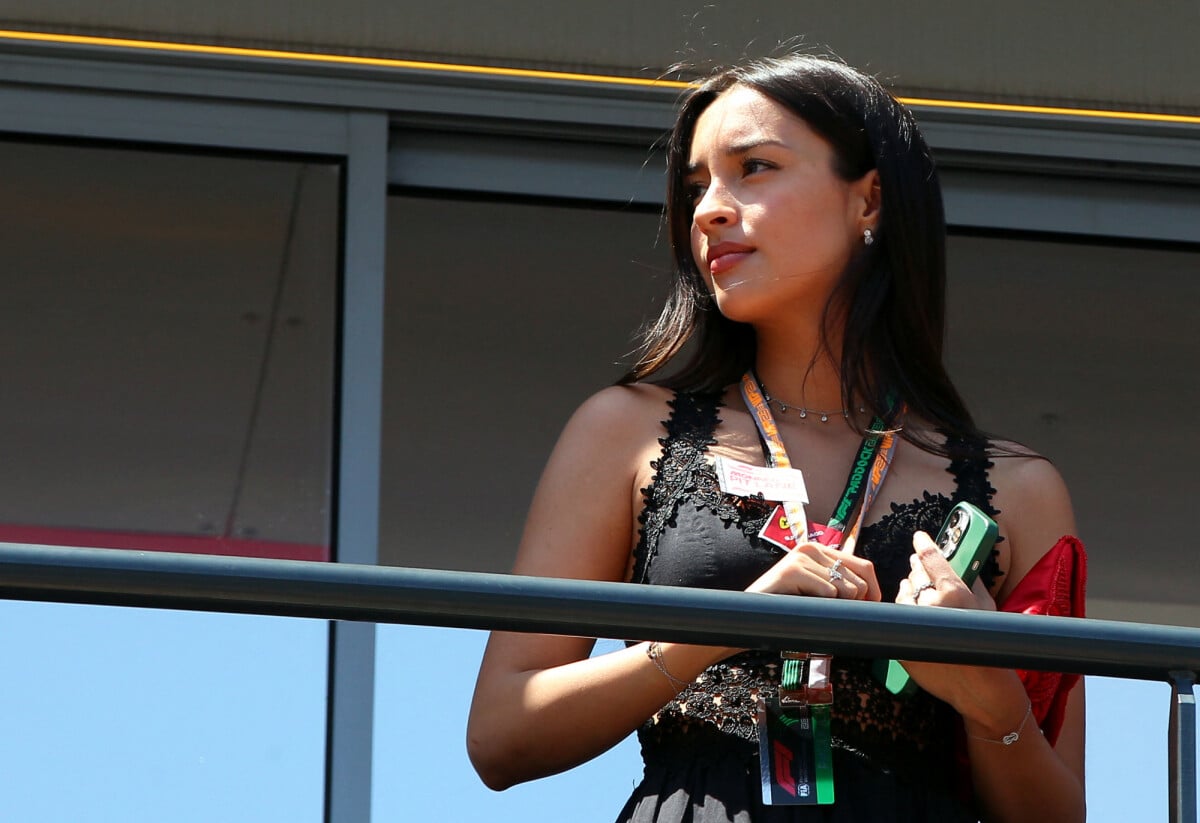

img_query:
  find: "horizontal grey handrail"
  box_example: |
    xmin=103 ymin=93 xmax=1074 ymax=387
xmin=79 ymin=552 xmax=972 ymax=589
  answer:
xmin=0 ymin=541 xmax=1197 ymax=682
xmin=0 ymin=540 xmax=1195 ymax=821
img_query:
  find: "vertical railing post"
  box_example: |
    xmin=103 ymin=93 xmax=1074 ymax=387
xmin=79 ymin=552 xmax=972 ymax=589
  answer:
xmin=1168 ymin=670 xmax=1197 ymax=823
xmin=326 ymin=109 xmax=388 ymax=823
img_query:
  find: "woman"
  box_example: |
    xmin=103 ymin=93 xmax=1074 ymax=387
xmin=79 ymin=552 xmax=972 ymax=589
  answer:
xmin=468 ymin=53 xmax=1085 ymax=822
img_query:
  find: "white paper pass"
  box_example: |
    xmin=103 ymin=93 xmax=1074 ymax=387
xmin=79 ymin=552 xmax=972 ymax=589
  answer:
xmin=713 ymin=456 xmax=810 ymax=503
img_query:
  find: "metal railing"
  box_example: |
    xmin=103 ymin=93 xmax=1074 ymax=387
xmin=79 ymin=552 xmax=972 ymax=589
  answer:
xmin=0 ymin=541 xmax=1196 ymax=821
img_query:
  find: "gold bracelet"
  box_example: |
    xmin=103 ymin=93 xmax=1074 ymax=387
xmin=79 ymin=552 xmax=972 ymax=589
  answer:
xmin=646 ymin=641 xmax=691 ymax=694
xmin=967 ymin=701 xmax=1035 ymax=746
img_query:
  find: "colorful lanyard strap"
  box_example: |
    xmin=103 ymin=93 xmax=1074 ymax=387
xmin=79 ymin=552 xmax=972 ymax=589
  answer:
xmin=739 ymin=371 xmax=902 ymax=553
xmin=740 ymin=373 xmax=814 ymax=541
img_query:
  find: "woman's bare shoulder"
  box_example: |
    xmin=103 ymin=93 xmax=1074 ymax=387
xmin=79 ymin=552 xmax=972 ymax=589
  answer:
xmin=987 ymin=443 xmax=1078 ymax=597
xmin=509 ymin=383 xmax=677 ymax=581
xmin=554 ymin=384 xmax=676 ymax=459
xmin=568 ymin=382 xmax=675 ymax=427
xmin=988 ymin=442 xmax=1073 ymax=518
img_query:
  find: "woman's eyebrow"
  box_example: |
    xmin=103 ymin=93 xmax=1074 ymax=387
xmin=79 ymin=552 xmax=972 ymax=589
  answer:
xmin=724 ymin=138 xmax=788 ymax=155
xmin=687 ymin=138 xmax=789 ymax=173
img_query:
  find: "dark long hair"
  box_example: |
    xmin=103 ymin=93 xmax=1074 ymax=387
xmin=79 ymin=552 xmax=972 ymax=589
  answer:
xmin=621 ymin=54 xmax=978 ymax=448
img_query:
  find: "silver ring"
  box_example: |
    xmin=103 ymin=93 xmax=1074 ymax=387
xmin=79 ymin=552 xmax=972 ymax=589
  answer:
xmin=828 ymin=559 xmax=845 ymax=583
xmin=913 ymin=581 xmax=935 ymax=602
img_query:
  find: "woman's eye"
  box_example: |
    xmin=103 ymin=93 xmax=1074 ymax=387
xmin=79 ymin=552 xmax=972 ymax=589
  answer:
xmin=743 ymin=159 xmax=773 ymax=175
xmin=685 ymin=182 xmax=708 ymax=204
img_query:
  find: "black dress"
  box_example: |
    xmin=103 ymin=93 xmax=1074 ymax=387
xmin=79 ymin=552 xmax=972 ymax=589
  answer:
xmin=616 ymin=392 xmax=999 ymax=823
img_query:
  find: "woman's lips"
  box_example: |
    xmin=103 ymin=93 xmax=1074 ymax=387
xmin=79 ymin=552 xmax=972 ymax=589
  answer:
xmin=708 ymin=250 xmax=751 ymax=276
xmin=706 ymin=242 xmax=754 ymax=276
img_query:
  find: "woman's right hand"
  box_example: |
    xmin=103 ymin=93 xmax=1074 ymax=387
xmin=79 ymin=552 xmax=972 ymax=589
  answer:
xmin=745 ymin=542 xmax=881 ymax=601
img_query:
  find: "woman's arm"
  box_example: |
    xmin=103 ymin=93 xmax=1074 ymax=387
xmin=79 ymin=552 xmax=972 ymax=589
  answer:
xmin=898 ymin=456 xmax=1086 ymax=823
xmin=467 ymin=385 xmax=883 ymax=790
xmin=466 ymin=385 xmax=735 ymax=789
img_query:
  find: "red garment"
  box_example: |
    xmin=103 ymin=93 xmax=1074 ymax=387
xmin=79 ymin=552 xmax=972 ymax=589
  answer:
xmin=996 ymin=535 xmax=1088 ymax=745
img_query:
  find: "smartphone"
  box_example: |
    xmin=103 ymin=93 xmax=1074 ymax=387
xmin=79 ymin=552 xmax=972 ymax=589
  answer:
xmin=874 ymin=501 xmax=999 ymax=697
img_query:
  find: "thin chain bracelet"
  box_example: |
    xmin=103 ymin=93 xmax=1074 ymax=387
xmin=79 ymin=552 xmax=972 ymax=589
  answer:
xmin=646 ymin=641 xmax=691 ymax=694
xmin=967 ymin=701 xmax=1035 ymax=746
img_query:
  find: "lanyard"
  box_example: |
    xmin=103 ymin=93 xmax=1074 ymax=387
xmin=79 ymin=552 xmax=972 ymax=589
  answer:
xmin=741 ymin=371 xmax=902 ymax=807
xmin=739 ymin=371 xmax=901 ymax=554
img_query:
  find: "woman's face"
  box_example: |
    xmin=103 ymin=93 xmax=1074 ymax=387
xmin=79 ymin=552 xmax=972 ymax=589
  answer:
xmin=685 ymin=84 xmax=878 ymax=327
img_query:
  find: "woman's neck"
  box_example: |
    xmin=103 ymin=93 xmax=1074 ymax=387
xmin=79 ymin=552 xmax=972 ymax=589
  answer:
xmin=753 ymin=324 xmax=846 ymax=412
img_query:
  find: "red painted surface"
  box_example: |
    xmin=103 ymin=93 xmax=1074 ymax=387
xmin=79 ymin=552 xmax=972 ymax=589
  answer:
xmin=0 ymin=523 xmax=330 ymax=561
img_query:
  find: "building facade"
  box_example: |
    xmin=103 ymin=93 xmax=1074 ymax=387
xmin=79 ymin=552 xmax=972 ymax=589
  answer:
xmin=0 ymin=4 xmax=1197 ymax=819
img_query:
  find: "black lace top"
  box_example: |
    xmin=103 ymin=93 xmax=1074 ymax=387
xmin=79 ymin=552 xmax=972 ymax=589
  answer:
xmin=629 ymin=391 xmax=999 ymax=793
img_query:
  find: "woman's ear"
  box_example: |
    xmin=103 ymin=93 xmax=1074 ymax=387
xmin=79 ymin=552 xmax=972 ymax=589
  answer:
xmin=856 ymin=169 xmax=882 ymax=225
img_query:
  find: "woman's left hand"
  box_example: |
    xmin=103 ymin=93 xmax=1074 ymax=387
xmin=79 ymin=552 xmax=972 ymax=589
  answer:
xmin=893 ymin=530 xmax=1007 ymax=711
xmin=895 ymin=529 xmax=995 ymax=612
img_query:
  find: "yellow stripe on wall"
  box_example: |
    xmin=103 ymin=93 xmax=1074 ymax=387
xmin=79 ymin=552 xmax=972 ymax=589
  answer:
xmin=3 ymin=28 xmax=1200 ymax=125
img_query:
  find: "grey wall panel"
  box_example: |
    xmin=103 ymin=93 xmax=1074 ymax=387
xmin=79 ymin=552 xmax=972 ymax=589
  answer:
xmin=1 ymin=1 xmax=1198 ymax=114
xmin=942 ymin=169 xmax=1200 ymax=244
xmin=380 ymin=195 xmax=670 ymax=575
xmin=0 ymin=142 xmax=339 ymax=546
xmin=0 ymin=84 xmax=351 ymax=154
xmin=389 ymin=129 xmax=667 ymax=205
xmin=945 ymin=235 xmax=1200 ymax=627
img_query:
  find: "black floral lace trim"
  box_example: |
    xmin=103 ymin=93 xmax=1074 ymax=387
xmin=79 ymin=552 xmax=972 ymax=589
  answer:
xmin=641 ymin=653 xmax=956 ymax=778
xmin=643 ymin=652 xmax=779 ymax=744
xmin=946 ymin=430 xmax=1004 ymax=587
xmin=946 ymin=432 xmax=999 ymax=518
xmin=856 ymin=490 xmax=954 ymax=603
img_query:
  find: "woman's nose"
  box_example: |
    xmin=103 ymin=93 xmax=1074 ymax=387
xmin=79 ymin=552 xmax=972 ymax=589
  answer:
xmin=693 ymin=183 xmax=737 ymax=229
